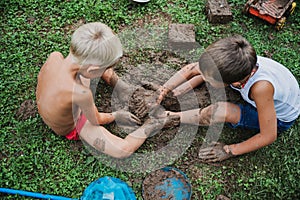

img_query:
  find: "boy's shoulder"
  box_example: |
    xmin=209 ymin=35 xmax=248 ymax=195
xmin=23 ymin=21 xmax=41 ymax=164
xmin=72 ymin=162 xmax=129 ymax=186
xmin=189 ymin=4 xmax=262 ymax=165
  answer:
xmin=48 ymin=51 xmax=64 ymax=59
xmin=42 ymin=51 xmax=65 ymax=70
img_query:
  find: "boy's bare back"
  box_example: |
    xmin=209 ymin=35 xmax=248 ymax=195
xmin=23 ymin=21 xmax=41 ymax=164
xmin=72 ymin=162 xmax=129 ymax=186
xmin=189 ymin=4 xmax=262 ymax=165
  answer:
xmin=36 ymin=52 xmax=82 ymax=136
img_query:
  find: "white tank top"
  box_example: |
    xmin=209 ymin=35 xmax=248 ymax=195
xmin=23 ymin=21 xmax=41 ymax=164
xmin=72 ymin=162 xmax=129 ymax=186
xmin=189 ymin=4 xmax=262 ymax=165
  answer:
xmin=231 ymin=56 xmax=300 ymax=122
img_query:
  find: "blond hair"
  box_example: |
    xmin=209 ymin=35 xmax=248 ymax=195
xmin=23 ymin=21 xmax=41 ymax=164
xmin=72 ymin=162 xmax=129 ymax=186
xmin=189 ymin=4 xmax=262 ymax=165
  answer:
xmin=70 ymin=22 xmax=123 ymax=68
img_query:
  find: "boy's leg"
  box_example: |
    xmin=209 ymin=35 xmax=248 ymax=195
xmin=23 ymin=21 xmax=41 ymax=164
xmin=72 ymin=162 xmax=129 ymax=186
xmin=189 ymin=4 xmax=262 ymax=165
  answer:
xmin=210 ymin=102 xmax=241 ymax=124
xmin=178 ymin=102 xmax=241 ymax=126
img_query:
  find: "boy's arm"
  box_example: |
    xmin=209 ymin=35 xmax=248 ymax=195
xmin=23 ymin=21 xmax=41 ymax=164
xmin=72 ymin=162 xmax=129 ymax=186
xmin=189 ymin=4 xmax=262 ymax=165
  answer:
xmin=229 ymin=81 xmax=277 ymax=155
xmin=157 ymin=62 xmax=202 ymax=103
xmin=73 ymin=84 xmax=115 ymax=125
xmin=172 ymin=75 xmax=204 ymax=97
xmin=73 ymin=83 xmax=141 ymax=126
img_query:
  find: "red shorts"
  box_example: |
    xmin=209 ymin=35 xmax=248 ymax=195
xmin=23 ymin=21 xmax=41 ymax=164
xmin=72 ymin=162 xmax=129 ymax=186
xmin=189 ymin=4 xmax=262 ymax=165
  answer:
xmin=65 ymin=114 xmax=87 ymax=140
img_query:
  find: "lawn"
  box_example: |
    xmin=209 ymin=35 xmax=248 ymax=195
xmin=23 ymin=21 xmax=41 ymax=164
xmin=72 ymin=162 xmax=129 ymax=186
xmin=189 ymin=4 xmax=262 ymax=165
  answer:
xmin=1 ymin=0 xmax=300 ymax=199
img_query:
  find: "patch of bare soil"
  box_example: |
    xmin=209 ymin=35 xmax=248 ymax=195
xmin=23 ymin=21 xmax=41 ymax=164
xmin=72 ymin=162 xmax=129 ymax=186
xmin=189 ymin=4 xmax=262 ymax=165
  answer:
xmin=16 ymin=99 xmax=37 ymax=120
xmin=97 ymin=49 xmax=242 ymax=120
xmin=118 ymin=11 xmax=172 ymax=31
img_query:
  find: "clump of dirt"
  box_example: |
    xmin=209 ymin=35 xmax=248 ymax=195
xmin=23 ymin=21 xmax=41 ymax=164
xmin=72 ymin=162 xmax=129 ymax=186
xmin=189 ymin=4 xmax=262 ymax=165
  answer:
xmin=128 ymin=84 xmax=181 ymax=123
xmin=142 ymin=168 xmax=191 ymax=200
xmin=16 ymin=99 xmax=37 ymax=120
xmin=128 ymin=87 xmax=150 ymax=120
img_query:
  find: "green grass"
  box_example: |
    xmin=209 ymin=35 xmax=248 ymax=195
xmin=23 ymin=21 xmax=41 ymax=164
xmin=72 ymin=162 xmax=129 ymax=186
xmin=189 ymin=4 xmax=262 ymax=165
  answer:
xmin=1 ymin=0 xmax=300 ymax=199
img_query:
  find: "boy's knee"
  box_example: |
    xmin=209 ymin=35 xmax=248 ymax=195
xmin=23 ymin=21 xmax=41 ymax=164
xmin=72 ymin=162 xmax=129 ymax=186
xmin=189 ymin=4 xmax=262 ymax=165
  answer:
xmin=199 ymin=104 xmax=219 ymax=125
xmin=215 ymin=102 xmax=240 ymax=123
xmin=199 ymin=102 xmax=233 ymax=124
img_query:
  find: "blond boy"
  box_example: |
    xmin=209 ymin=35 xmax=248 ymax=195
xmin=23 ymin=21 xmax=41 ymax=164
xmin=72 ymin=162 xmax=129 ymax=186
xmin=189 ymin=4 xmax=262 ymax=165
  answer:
xmin=36 ymin=22 xmax=165 ymax=158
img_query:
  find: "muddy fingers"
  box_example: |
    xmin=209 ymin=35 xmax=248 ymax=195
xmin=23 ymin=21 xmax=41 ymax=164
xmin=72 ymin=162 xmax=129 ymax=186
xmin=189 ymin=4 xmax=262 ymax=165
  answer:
xmin=140 ymin=80 xmax=161 ymax=91
xmin=199 ymin=142 xmax=234 ymax=163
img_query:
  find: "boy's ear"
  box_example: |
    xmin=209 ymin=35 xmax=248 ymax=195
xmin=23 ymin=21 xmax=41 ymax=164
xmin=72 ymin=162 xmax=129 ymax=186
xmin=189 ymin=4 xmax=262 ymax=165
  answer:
xmin=86 ymin=65 xmax=101 ymax=73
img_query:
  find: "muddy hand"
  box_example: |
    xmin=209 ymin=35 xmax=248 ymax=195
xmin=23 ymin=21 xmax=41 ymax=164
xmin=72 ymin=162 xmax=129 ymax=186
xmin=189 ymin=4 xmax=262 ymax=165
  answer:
xmin=113 ymin=110 xmax=142 ymax=126
xmin=130 ymin=87 xmax=149 ymax=119
xmin=140 ymin=80 xmax=161 ymax=91
xmin=135 ymin=100 xmax=148 ymax=118
xmin=142 ymin=117 xmax=166 ymax=137
xmin=156 ymin=85 xmax=171 ymax=105
xmin=149 ymin=106 xmax=180 ymax=127
xmin=198 ymin=142 xmax=233 ymax=163
xmin=148 ymin=104 xmax=165 ymax=118
xmin=139 ymin=81 xmax=165 ymax=109
xmin=163 ymin=113 xmax=180 ymax=128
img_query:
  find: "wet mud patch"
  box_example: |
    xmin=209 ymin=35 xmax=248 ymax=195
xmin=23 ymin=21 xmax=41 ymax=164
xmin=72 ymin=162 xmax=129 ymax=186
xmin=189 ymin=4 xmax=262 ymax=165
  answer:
xmin=95 ymin=49 xmax=243 ymax=150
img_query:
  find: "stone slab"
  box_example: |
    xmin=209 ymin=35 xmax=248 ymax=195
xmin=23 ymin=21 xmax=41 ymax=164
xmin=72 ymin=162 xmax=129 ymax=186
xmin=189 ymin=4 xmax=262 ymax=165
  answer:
xmin=206 ymin=0 xmax=233 ymax=24
xmin=168 ymin=24 xmax=200 ymax=52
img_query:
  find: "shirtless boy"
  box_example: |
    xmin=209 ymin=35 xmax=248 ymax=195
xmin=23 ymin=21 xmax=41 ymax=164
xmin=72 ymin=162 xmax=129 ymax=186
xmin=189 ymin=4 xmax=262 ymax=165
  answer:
xmin=36 ymin=22 xmax=165 ymax=158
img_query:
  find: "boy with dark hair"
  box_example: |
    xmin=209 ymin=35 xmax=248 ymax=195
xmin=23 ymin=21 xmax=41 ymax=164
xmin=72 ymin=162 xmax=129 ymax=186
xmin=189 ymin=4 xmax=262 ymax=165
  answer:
xmin=156 ymin=35 xmax=300 ymax=162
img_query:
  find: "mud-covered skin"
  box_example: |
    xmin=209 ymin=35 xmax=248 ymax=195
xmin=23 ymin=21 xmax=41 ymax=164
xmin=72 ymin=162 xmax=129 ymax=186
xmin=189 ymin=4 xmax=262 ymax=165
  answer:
xmin=198 ymin=142 xmax=234 ymax=162
xmin=150 ymin=105 xmax=181 ymax=128
xmin=142 ymin=118 xmax=166 ymax=137
xmin=114 ymin=79 xmax=136 ymax=105
xmin=112 ymin=110 xmax=142 ymax=126
xmin=198 ymin=104 xmax=219 ymax=125
xmin=163 ymin=114 xmax=181 ymax=128
xmin=128 ymin=83 xmax=180 ymax=123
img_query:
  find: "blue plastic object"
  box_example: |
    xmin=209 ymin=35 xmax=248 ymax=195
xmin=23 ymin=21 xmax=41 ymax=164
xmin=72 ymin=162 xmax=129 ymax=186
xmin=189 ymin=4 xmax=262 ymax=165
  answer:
xmin=0 ymin=188 xmax=76 ymax=200
xmin=81 ymin=176 xmax=136 ymax=200
xmin=0 ymin=176 xmax=136 ymax=200
xmin=143 ymin=167 xmax=192 ymax=200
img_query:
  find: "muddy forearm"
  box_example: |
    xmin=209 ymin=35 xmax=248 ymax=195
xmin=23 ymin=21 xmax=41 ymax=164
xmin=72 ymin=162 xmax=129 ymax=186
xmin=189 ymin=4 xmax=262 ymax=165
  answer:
xmin=163 ymin=62 xmax=200 ymax=91
xmin=178 ymin=109 xmax=202 ymax=125
xmin=229 ymin=132 xmax=276 ymax=155
xmin=168 ymin=109 xmax=205 ymax=126
xmin=94 ymin=108 xmax=115 ymax=125
xmin=172 ymin=75 xmax=204 ymax=96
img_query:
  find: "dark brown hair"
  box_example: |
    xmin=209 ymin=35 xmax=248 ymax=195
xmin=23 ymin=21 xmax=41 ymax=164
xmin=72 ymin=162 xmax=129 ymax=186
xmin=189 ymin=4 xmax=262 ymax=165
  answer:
xmin=199 ymin=35 xmax=257 ymax=84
